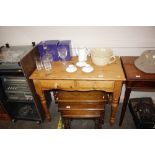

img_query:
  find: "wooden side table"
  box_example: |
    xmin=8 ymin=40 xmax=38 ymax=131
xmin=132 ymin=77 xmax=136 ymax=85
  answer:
xmin=30 ymin=56 xmax=125 ymax=126
xmin=119 ymin=56 xmax=155 ymax=126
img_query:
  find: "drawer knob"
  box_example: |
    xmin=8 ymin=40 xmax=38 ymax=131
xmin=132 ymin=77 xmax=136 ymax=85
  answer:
xmin=54 ymin=83 xmax=58 ymax=89
xmin=66 ymin=106 xmax=71 ymax=109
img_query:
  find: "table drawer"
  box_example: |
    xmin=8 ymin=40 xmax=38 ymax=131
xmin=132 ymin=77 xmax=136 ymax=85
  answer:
xmin=40 ymin=80 xmax=75 ymax=89
xmin=76 ymin=81 xmax=114 ymax=91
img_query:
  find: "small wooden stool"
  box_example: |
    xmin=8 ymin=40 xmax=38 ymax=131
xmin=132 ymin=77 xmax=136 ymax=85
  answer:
xmin=55 ymin=90 xmax=107 ymax=129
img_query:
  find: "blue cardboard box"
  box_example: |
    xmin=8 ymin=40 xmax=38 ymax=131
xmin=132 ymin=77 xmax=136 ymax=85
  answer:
xmin=37 ymin=40 xmax=72 ymax=61
xmin=37 ymin=40 xmax=59 ymax=61
xmin=58 ymin=40 xmax=72 ymax=61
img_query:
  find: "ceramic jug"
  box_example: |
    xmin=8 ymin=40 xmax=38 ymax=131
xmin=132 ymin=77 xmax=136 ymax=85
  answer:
xmin=76 ymin=48 xmax=89 ymax=62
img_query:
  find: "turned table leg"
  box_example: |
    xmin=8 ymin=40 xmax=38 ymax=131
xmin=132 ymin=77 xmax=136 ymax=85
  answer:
xmin=110 ymin=81 xmax=123 ymax=125
xmin=39 ymin=92 xmax=51 ymax=121
xmin=95 ymin=118 xmax=102 ymax=129
xmin=33 ymin=80 xmax=51 ymax=121
xmin=63 ymin=118 xmax=71 ymax=129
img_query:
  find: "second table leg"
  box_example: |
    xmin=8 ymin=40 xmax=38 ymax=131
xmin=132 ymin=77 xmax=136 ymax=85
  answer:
xmin=110 ymin=81 xmax=123 ymax=125
xmin=119 ymin=87 xmax=131 ymax=126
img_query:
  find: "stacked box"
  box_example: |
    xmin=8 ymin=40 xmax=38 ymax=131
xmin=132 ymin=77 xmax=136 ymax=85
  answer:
xmin=37 ymin=40 xmax=59 ymax=61
xmin=58 ymin=40 xmax=72 ymax=61
xmin=37 ymin=40 xmax=72 ymax=61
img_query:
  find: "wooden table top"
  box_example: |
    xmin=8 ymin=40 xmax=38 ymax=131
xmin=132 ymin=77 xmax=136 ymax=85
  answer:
xmin=30 ymin=56 xmax=125 ymax=81
xmin=121 ymin=56 xmax=155 ymax=81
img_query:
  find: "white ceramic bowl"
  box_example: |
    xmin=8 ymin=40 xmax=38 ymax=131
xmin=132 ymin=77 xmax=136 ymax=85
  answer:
xmin=82 ymin=64 xmax=94 ymax=73
xmin=66 ymin=65 xmax=77 ymax=73
xmin=90 ymin=48 xmax=115 ymax=66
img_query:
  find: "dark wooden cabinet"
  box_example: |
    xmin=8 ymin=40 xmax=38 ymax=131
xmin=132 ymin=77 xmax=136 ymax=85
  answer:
xmin=0 ymin=46 xmax=51 ymax=123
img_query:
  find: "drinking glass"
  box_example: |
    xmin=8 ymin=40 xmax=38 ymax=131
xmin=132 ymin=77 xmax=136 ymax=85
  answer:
xmin=58 ymin=47 xmax=67 ymax=65
xmin=42 ymin=41 xmax=47 ymax=50
xmin=42 ymin=54 xmax=52 ymax=71
xmin=35 ymin=56 xmax=43 ymax=70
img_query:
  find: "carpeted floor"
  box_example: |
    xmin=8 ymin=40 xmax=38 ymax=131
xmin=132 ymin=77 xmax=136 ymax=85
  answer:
xmin=0 ymin=102 xmax=136 ymax=129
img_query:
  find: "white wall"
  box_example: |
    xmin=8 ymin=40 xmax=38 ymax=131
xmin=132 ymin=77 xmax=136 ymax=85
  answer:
xmin=1 ymin=26 xmax=155 ymax=55
xmin=0 ymin=26 xmax=155 ymax=101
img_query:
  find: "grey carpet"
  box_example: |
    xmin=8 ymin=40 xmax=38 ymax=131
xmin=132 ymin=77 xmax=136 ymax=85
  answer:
xmin=0 ymin=102 xmax=136 ymax=129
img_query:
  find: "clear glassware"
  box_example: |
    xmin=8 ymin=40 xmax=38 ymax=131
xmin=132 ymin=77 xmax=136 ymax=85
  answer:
xmin=40 ymin=41 xmax=53 ymax=71
xmin=45 ymin=47 xmax=53 ymax=62
xmin=42 ymin=55 xmax=52 ymax=71
xmin=35 ymin=56 xmax=44 ymax=70
xmin=58 ymin=47 xmax=67 ymax=65
xmin=42 ymin=48 xmax=53 ymax=71
xmin=42 ymin=41 xmax=47 ymax=50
